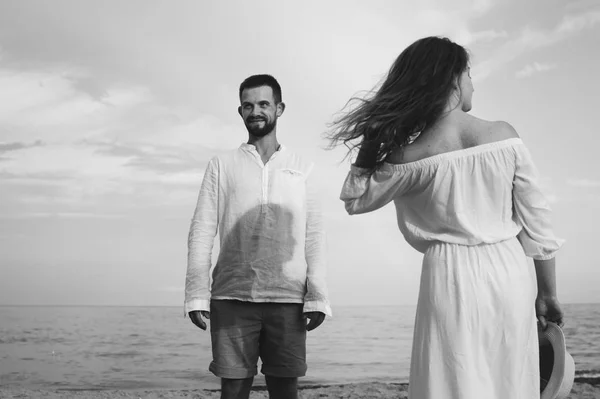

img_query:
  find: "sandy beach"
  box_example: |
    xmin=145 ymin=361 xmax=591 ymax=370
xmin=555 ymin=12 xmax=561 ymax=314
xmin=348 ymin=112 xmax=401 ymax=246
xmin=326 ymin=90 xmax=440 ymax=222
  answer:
xmin=2 ymin=381 xmax=600 ymax=399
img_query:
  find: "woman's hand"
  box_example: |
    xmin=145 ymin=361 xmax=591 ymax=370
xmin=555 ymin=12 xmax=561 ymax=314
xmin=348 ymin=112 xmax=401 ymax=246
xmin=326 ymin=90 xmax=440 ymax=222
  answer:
xmin=535 ymin=295 xmax=564 ymax=330
xmin=354 ymin=137 xmax=381 ymax=168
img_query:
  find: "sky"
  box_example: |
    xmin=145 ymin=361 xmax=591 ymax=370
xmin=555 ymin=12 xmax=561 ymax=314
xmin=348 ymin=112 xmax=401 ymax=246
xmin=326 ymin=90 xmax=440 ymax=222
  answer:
xmin=1 ymin=0 xmax=599 ymax=307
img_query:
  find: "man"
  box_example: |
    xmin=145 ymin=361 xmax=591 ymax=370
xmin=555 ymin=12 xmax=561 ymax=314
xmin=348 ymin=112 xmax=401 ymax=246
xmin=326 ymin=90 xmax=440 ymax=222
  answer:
xmin=185 ymin=74 xmax=332 ymax=399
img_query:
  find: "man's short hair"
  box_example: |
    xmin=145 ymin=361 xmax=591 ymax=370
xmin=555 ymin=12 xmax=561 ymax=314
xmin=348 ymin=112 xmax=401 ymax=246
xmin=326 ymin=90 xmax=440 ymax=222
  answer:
xmin=239 ymin=74 xmax=282 ymax=103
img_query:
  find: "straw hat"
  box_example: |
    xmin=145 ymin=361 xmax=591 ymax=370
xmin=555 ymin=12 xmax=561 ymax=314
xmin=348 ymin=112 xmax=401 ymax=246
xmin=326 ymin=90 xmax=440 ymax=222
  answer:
xmin=539 ymin=322 xmax=575 ymax=399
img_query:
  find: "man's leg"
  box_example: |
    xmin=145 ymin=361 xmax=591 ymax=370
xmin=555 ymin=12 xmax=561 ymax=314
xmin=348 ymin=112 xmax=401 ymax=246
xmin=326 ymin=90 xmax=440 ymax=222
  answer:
xmin=209 ymin=301 xmax=262 ymax=399
xmin=221 ymin=377 xmax=254 ymax=399
xmin=265 ymin=376 xmax=298 ymax=399
xmin=260 ymin=303 xmax=307 ymax=399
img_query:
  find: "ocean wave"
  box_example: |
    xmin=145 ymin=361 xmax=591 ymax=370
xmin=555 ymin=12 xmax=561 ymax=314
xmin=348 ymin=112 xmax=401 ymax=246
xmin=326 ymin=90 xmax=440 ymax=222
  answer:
xmin=575 ymin=369 xmax=600 ymax=386
xmin=0 ymin=335 xmax=68 ymax=345
xmin=95 ymin=350 xmax=143 ymax=358
xmin=0 ymin=337 xmax=28 ymax=344
xmin=576 ymin=369 xmax=600 ymax=379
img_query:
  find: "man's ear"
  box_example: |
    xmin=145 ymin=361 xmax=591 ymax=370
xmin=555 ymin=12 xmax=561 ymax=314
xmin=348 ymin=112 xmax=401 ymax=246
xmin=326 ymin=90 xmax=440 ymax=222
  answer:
xmin=237 ymin=106 xmax=243 ymax=117
xmin=276 ymin=102 xmax=286 ymax=117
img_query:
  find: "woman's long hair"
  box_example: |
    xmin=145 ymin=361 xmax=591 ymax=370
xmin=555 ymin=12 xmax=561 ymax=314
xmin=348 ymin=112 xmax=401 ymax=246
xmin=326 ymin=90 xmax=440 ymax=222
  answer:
xmin=327 ymin=36 xmax=470 ymax=173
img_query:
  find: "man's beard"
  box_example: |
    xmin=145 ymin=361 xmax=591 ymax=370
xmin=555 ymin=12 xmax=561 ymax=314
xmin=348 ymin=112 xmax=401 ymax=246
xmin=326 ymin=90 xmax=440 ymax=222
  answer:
xmin=244 ymin=117 xmax=277 ymax=137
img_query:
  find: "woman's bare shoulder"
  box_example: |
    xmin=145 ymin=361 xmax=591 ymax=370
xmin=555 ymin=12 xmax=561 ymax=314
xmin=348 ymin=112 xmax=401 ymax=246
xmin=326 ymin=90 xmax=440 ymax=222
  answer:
xmin=470 ymin=118 xmax=520 ymax=144
xmin=490 ymin=120 xmax=520 ymax=139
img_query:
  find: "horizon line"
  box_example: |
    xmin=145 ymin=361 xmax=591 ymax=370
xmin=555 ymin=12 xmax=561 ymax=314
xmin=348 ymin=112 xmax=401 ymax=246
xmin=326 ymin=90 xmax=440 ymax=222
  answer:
xmin=1 ymin=302 xmax=598 ymax=307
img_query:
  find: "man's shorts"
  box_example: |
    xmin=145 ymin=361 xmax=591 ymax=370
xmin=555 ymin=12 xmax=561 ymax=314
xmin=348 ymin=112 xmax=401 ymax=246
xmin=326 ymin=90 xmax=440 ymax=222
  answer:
xmin=208 ymin=300 xmax=307 ymax=379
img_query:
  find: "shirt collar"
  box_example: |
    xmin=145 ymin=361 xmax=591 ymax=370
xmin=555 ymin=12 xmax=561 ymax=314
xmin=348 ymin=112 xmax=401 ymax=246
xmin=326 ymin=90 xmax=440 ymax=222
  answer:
xmin=239 ymin=142 xmax=285 ymax=153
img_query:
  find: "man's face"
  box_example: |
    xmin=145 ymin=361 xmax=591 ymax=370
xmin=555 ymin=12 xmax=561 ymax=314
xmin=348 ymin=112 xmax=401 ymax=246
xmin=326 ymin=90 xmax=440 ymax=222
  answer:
xmin=238 ymin=86 xmax=284 ymax=137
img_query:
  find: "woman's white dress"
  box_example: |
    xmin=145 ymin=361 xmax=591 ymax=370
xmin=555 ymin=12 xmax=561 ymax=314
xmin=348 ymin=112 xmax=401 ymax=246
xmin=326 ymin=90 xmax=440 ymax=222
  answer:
xmin=340 ymin=138 xmax=564 ymax=399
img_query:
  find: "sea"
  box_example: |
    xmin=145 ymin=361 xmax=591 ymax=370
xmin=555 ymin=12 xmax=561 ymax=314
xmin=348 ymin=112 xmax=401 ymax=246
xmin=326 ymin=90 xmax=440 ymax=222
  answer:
xmin=1 ymin=304 xmax=599 ymax=391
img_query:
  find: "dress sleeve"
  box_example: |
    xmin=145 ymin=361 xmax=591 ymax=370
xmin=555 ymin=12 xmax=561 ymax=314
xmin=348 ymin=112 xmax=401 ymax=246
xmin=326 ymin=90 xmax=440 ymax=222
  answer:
xmin=512 ymin=144 xmax=565 ymax=260
xmin=340 ymin=164 xmax=413 ymax=215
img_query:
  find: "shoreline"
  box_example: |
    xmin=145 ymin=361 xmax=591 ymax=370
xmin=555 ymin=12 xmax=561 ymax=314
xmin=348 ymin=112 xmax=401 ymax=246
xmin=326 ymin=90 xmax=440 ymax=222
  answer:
xmin=2 ymin=380 xmax=599 ymax=399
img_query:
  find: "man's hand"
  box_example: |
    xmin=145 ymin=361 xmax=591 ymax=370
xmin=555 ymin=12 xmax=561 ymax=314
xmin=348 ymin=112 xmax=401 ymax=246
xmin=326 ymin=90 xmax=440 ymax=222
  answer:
xmin=536 ymin=295 xmax=564 ymax=330
xmin=304 ymin=311 xmax=325 ymax=331
xmin=189 ymin=310 xmax=211 ymax=331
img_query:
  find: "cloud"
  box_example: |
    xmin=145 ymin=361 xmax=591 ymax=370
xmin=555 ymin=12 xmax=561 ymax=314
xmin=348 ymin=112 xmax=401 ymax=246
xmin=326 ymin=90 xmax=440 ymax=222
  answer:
xmin=0 ymin=143 xmax=129 ymax=179
xmin=0 ymin=140 xmax=211 ymax=211
xmin=0 ymin=59 xmax=155 ymax=144
xmin=0 ymin=170 xmax=74 ymax=183
xmin=515 ymin=62 xmax=557 ymax=78
xmin=1 ymin=141 xmax=210 ymax=186
xmin=459 ymin=29 xmax=508 ymax=45
xmin=471 ymin=0 xmax=494 ymax=15
xmin=568 ymin=178 xmax=600 ymax=188
xmin=473 ymin=9 xmax=600 ymax=81
xmin=90 ymin=141 xmax=219 ymax=176
xmin=0 ymin=212 xmax=125 ymax=219
xmin=0 ymin=140 xmax=44 ymax=154
xmin=566 ymin=0 xmax=600 ymax=12
xmin=556 ymin=9 xmax=600 ymax=34
xmin=0 ymin=65 xmax=102 ymax=128
xmin=473 ymin=29 xmax=508 ymax=42
xmin=92 ymin=142 xmax=147 ymax=158
xmin=537 ymin=176 xmax=561 ymax=204
xmin=143 ymin=114 xmax=244 ymax=151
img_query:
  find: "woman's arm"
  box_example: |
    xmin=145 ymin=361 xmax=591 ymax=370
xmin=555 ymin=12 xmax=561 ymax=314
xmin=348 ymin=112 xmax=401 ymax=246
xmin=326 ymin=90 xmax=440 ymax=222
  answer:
xmin=534 ymin=258 xmax=557 ymax=297
xmin=534 ymin=257 xmax=564 ymax=330
xmin=353 ymin=139 xmax=380 ymax=168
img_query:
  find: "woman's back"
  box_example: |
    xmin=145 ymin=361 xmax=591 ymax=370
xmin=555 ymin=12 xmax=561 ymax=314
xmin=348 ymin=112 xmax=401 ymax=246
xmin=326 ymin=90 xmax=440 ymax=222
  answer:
xmin=385 ymin=115 xmax=519 ymax=165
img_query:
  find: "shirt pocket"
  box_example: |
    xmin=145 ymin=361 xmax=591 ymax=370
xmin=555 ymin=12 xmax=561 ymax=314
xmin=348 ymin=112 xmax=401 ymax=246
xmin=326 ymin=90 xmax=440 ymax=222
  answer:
xmin=270 ymin=168 xmax=306 ymax=209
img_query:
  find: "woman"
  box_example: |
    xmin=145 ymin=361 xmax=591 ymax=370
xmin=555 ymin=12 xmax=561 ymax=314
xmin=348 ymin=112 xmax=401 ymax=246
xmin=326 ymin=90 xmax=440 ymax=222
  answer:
xmin=329 ymin=36 xmax=565 ymax=399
